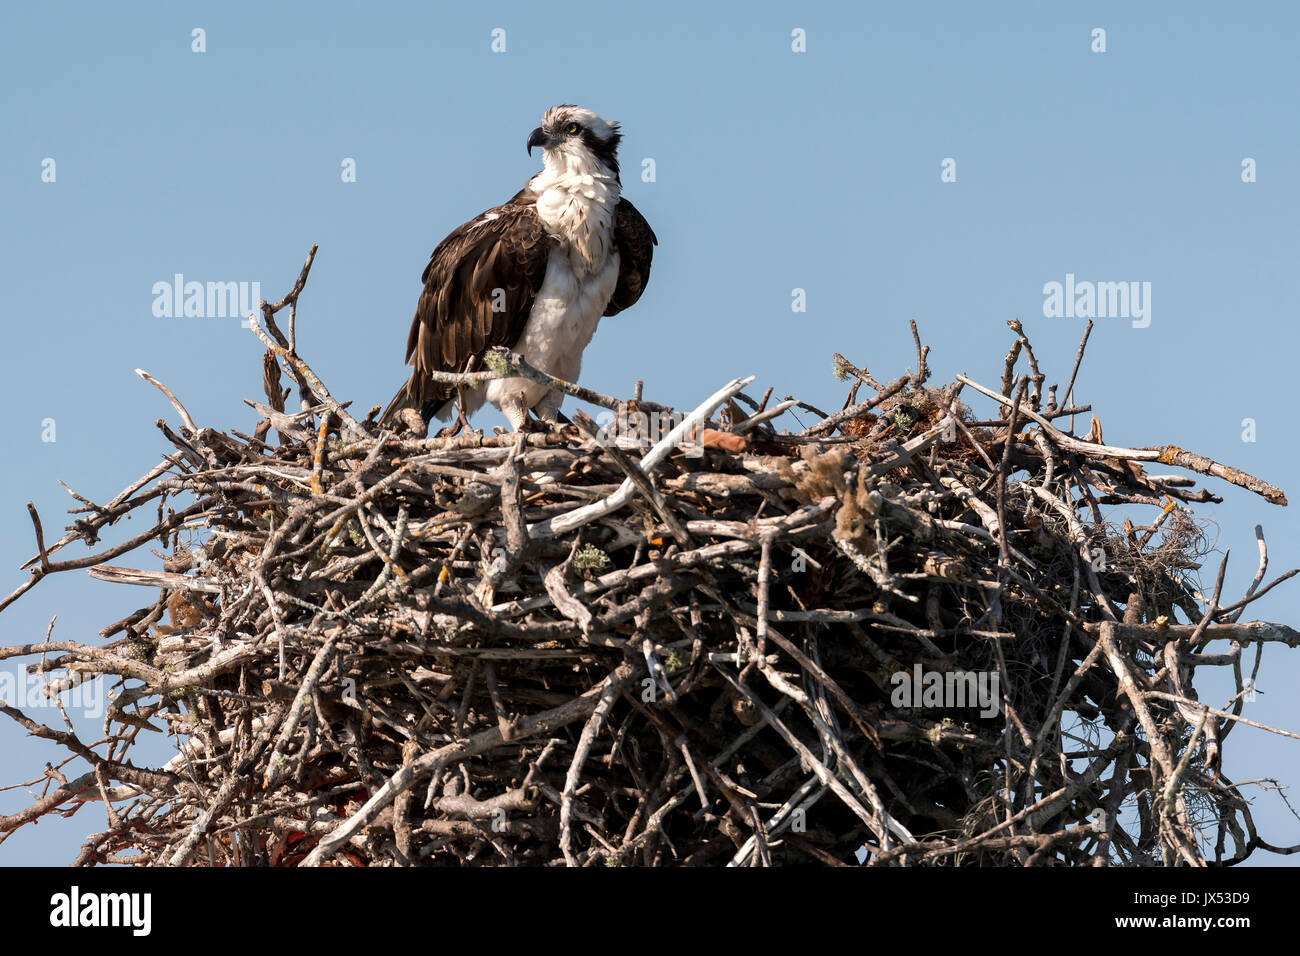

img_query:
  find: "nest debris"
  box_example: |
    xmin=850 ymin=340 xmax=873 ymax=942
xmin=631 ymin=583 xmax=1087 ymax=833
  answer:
xmin=3 ymin=249 xmax=1298 ymax=867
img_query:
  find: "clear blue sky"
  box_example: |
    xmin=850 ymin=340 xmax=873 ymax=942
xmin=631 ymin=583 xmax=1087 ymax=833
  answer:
xmin=1 ymin=1 xmax=1297 ymax=865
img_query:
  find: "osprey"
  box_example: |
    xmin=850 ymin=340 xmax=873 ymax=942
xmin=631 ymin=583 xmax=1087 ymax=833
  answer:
xmin=381 ymin=105 xmax=657 ymax=430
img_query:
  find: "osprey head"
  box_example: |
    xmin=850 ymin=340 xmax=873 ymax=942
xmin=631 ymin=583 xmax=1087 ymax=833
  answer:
xmin=527 ymin=105 xmax=622 ymax=179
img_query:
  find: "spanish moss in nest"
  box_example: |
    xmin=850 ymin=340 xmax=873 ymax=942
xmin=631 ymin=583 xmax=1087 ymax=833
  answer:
xmin=2 ymin=251 xmax=1297 ymax=867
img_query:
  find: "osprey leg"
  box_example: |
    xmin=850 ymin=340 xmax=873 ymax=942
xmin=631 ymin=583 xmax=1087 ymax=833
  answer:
xmin=502 ymin=393 xmax=529 ymax=432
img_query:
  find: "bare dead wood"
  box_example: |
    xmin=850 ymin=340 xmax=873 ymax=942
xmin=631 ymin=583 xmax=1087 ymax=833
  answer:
xmin=1 ymin=252 xmax=1293 ymax=869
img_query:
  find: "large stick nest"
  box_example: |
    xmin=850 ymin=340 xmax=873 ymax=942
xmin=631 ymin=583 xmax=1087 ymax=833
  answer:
xmin=3 ymin=250 xmax=1298 ymax=867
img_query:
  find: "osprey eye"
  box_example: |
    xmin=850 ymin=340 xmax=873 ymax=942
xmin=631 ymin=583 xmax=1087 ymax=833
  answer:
xmin=566 ymin=123 xmax=580 ymax=134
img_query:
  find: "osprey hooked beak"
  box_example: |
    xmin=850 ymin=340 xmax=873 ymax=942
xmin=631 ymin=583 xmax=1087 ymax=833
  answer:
xmin=526 ymin=127 xmax=550 ymax=155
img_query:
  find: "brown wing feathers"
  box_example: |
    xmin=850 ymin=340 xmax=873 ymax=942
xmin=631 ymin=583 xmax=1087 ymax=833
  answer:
xmin=604 ymin=197 xmax=657 ymax=317
xmin=384 ymin=195 xmax=550 ymax=422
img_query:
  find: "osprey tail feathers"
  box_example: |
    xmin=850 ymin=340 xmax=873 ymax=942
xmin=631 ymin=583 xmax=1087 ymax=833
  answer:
xmin=379 ymin=373 xmax=450 ymax=427
xmin=378 ymin=374 xmax=417 ymax=425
